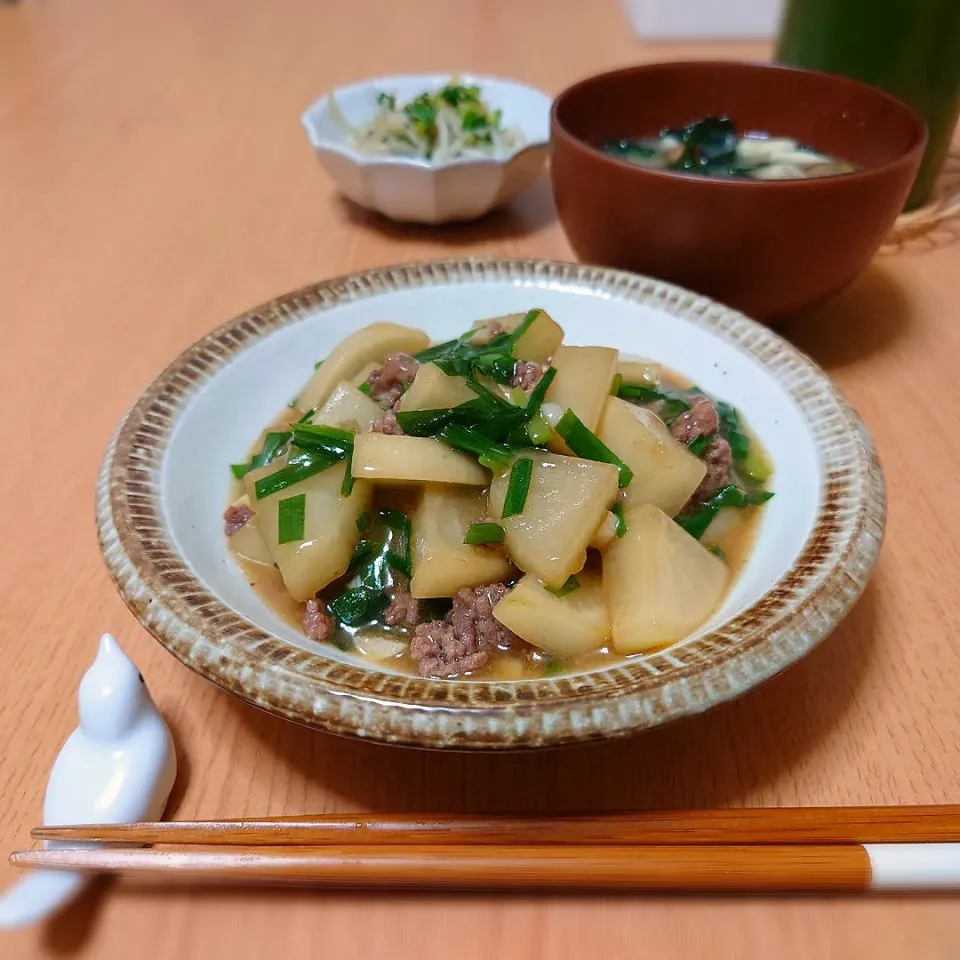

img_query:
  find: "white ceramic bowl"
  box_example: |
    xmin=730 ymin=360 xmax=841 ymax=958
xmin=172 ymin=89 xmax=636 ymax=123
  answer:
xmin=301 ymin=74 xmax=551 ymax=224
xmin=98 ymin=259 xmax=884 ymax=750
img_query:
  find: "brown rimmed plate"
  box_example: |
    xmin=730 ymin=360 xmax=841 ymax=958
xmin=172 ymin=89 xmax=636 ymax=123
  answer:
xmin=98 ymin=259 xmax=884 ymax=750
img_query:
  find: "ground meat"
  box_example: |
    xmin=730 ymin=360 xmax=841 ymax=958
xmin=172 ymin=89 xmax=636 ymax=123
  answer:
xmin=690 ymin=436 xmax=733 ymax=502
xmin=223 ymin=504 xmax=254 ymax=536
xmin=384 ymin=589 xmax=420 ymax=627
xmin=511 ymin=360 xmax=545 ymax=392
xmin=372 ymin=408 xmax=403 ymax=435
xmin=410 ymin=583 xmax=518 ymax=679
xmin=469 ymin=320 xmax=503 ymax=345
xmin=670 ymin=393 xmax=719 ymax=444
xmin=303 ymin=599 xmax=334 ymax=642
xmin=366 ymin=353 xmax=419 ymax=407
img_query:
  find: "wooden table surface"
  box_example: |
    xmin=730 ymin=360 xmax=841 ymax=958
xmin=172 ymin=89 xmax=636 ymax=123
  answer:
xmin=2 ymin=0 xmax=959 ymax=957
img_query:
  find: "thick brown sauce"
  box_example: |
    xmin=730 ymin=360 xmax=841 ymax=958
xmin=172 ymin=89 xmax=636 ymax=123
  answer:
xmin=228 ymin=368 xmax=768 ymax=680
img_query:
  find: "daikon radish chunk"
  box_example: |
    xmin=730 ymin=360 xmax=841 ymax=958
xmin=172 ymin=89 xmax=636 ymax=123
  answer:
xmin=598 ymin=398 xmax=705 ymax=516
xmin=589 ymin=511 xmax=619 ymax=550
xmin=352 ymin=634 xmax=407 ymax=660
xmin=299 ymin=323 xmax=430 ymax=411
xmin=616 ymin=358 xmax=661 ymax=387
xmin=488 ymin=450 xmax=619 ymax=587
xmin=702 ymin=506 xmax=740 ymax=543
xmin=493 ymin=569 xmax=610 ymax=656
xmin=399 ymin=363 xmax=474 ymax=412
xmin=227 ymin=495 xmax=274 ymax=566
xmin=410 ymin=487 xmax=513 ymax=598
xmin=244 ymin=460 xmax=373 ymax=602
xmin=313 ymin=382 xmax=384 ymax=432
xmin=545 ymin=346 xmax=619 ymax=454
xmin=603 ymin=503 xmax=729 ymax=653
xmin=501 ymin=309 xmax=564 ymax=363
xmin=352 ymin=434 xmax=489 ymax=486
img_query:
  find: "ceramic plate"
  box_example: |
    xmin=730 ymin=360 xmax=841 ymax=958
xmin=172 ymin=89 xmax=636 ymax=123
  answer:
xmin=98 ymin=259 xmax=884 ymax=750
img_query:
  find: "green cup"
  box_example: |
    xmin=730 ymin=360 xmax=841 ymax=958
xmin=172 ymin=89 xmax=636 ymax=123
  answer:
xmin=775 ymin=0 xmax=960 ymax=209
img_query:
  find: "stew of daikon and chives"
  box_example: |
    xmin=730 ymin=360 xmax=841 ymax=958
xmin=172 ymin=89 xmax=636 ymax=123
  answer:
xmin=225 ymin=311 xmax=773 ymax=680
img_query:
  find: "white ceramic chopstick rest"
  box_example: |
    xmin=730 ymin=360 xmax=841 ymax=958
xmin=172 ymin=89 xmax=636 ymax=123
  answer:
xmin=866 ymin=844 xmax=960 ymax=890
xmin=0 ymin=633 xmax=177 ymax=928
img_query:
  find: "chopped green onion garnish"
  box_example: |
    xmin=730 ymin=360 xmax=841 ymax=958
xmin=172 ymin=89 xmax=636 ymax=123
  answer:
xmin=610 ymin=373 xmax=623 ymax=396
xmin=295 ymin=408 xmax=316 ymax=424
xmin=253 ymin=448 xmax=336 ymax=499
xmin=358 ymin=381 xmax=373 ymax=396
xmin=356 ymin=511 xmax=372 ymax=533
xmin=546 ymin=575 xmax=580 ymax=598
xmin=314 ymin=358 xmax=325 ymax=370
xmin=287 ymin=397 xmax=299 ymax=410
xmin=554 ymin=409 xmax=634 ymax=488
xmin=231 ymin=431 xmax=291 ymax=480
xmin=674 ymin=484 xmax=774 ymax=540
xmin=501 ymin=457 xmax=533 ymax=518
xmin=463 ymin=522 xmax=506 ymax=545
xmin=687 ymin=434 xmax=712 ymax=456
xmin=277 ymin=493 xmax=306 ymax=544
xmin=612 ymin=501 xmax=627 ymax=537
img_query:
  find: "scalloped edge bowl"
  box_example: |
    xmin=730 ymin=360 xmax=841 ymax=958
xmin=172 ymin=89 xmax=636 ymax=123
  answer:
xmin=301 ymin=74 xmax=551 ymax=223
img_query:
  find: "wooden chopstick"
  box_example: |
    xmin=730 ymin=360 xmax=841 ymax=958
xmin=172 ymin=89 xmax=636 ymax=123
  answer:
xmin=30 ymin=805 xmax=960 ymax=847
xmin=10 ymin=844 xmax=876 ymax=892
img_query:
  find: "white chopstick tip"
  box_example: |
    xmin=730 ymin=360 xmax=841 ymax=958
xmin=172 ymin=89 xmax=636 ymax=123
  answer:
xmin=866 ymin=843 xmax=960 ymax=890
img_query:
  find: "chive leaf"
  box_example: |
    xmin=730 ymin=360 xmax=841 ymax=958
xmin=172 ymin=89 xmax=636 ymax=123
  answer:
xmin=674 ymin=484 xmax=774 ymax=540
xmin=501 ymin=457 xmax=533 ymax=518
xmin=328 ymin=587 xmax=389 ymax=626
xmin=231 ymin=431 xmax=291 ymax=480
xmin=292 ymin=423 xmax=354 ymax=460
xmin=463 ymin=522 xmax=506 ymax=545
xmin=612 ymin=501 xmax=627 ymax=537
xmin=253 ymin=448 xmax=336 ymax=499
xmin=546 ymin=575 xmax=580 ymax=598
xmin=525 ymin=366 xmax=556 ymax=418
xmin=688 ymin=434 xmax=712 ymax=456
xmin=505 ymin=308 xmax=541 ymax=349
xmin=554 ymin=409 xmax=634 ymax=488
xmin=439 ymin=424 xmax=510 ymax=468
xmin=277 ymin=493 xmax=306 ymax=544
xmin=341 ymin=452 xmax=355 ymax=497
xmin=716 ymin=401 xmax=750 ymax=460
